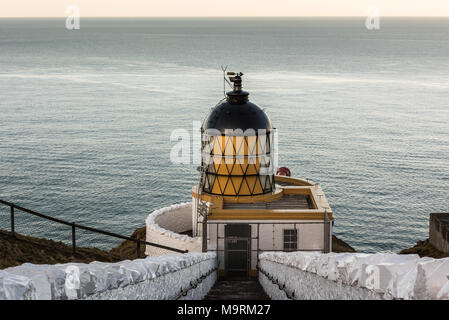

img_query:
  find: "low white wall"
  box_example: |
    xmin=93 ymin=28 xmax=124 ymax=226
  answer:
xmin=258 ymin=251 xmax=449 ymax=300
xmin=0 ymin=270 xmax=35 ymax=300
xmin=145 ymin=203 xmax=202 ymax=256
xmin=0 ymin=252 xmax=217 ymax=300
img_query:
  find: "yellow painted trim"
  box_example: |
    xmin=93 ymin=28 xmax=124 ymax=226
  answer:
xmin=309 ymin=186 xmax=319 ymax=210
xmin=191 ymin=176 xmax=333 ymax=216
xmin=282 ymin=186 xmax=312 ymax=195
xmin=274 ymin=175 xmax=314 ymax=186
xmin=208 ymin=209 xmax=333 ymax=221
xmin=191 ymin=186 xmax=222 ymax=203
xmin=221 ymin=188 xmax=283 ymax=203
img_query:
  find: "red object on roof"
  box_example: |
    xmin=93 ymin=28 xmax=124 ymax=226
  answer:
xmin=276 ymin=167 xmax=291 ymax=177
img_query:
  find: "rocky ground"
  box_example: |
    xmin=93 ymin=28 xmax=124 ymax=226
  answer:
xmin=109 ymin=227 xmax=146 ymax=259
xmin=0 ymin=227 xmax=154 ymax=269
xmin=0 ymin=229 xmax=124 ymax=269
xmin=331 ymin=235 xmax=356 ymax=253
xmin=399 ymin=239 xmax=449 ymax=259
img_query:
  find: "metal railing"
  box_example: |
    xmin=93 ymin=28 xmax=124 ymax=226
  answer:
xmin=0 ymin=199 xmax=188 ymax=258
xmin=174 ymin=267 xmax=218 ymax=300
xmin=258 ymin=265 xmax=294 ymax=300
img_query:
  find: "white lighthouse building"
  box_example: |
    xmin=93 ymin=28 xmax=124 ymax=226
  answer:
xmin=146 ymin=72 xmax=333 ymax=279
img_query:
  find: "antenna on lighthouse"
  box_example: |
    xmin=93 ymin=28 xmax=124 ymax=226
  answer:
xmin=227 ymin=72 xmax=244 ymax=92
xmin=221 ymin=65 xmax=233 ymax=96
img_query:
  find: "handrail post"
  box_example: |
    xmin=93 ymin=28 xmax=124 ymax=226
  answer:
xmin=202 ymin=214 xmax=207 ymax=252
xmin=136 ymin=240 xmax=141 ymax=258
xmin=10 ymin=205 xmax=15 ymax=237
xmin=323 ymin=210 xmax=330 ymax=253
xmin=71 ymin=223 xmax=76 ymax=254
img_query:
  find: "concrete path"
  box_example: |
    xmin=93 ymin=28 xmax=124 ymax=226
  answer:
xmin=204 ymin=280 xmax=271 ymax=300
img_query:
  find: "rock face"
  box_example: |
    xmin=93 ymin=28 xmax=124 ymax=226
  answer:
xmin=1 ymin=226 xmax=155 ymax=270
xmin=332 ymin=235 xmax=356 ymax=253
xmin=0 ymin=229 xmax=123 ymax=269
xmin=430 ymin=213 xmax=449 ymax=254
xmin=400 ymin=239 xmax=449 ymax=259
xmin=110 ymin=227 xmax=147 ymax=259
xmin=258 ymin=251 xmax=449 ymax=300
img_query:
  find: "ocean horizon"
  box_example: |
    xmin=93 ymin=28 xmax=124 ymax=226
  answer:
xmin=0 ymin=17 xmax=448 ymax=253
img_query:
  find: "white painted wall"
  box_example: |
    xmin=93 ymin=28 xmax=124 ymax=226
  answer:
xmin=145 ymin=203 xmax=202 ymax=256
xmin=145 ymin=202 xmax=331 ymax=273
xmin=258 ymin=251 xmax=449 ymax=300
xmin=208 ymin=220 xmax=331 ymax=271
xmin=0 ymin=253 xmax=217 ymax=300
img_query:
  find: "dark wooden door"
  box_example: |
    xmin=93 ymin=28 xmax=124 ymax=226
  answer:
xmin=225 ymin=224 xmax=251 ymax=278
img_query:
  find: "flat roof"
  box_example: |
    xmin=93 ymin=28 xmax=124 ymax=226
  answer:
xmin=223 ymin=194 xmax=314 ymax=210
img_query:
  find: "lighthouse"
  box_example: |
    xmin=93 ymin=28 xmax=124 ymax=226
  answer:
xmin=191 ymin=72 xmax=334 ymax=279
xmin=199 ymin=72 xmax=274 ymax=197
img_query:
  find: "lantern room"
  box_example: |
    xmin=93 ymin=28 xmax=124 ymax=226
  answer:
xmin=200 ymin=72 xmax=276 ymax=196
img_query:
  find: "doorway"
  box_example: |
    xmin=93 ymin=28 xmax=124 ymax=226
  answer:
xmin=224 ymin=224 xmax=251 ymax=279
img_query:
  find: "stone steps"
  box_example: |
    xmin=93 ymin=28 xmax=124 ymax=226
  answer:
xmin=203 ymin=280 xmax=271 ymax=300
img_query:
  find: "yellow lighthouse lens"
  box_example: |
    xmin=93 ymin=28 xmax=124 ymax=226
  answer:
xmin=201 ymin=131 xmax=274 ymax=196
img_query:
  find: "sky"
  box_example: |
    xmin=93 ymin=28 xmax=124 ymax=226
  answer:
xmin=1 ymin=0 xmax=449 ymax=18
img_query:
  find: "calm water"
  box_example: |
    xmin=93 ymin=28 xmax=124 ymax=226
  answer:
xmin=0 ymin=18 xmax=448 ymax=252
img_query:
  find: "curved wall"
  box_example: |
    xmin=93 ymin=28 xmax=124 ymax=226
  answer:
xmin=145 ymin=203 xmax=202 ymax=256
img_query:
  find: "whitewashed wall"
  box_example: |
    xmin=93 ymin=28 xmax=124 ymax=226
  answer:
xmin=258 ymin=251 xmax=449 ymax=300
xmin=0 ymin=253 xmax=217 ymax=300
xmin=256 ymin=222 xmax=328 ymax=251
xmin=208 ymin=220 xmax=330 ymax=271
xmin=145 ymin=203 xmax=202 ymax=256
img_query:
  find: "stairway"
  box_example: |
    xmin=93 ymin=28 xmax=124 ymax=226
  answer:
xmin=204 ymin=280 xmax=271 ymax=300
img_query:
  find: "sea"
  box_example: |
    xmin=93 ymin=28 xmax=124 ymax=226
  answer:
xmin=0 ymin=18 xmax=448 ymax=252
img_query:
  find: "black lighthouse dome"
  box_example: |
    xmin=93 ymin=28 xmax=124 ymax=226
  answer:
xmin=200 ymin=72 xmax=276 ymax=197
xmin=202 ymin=73 xmax=272 ymax=132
